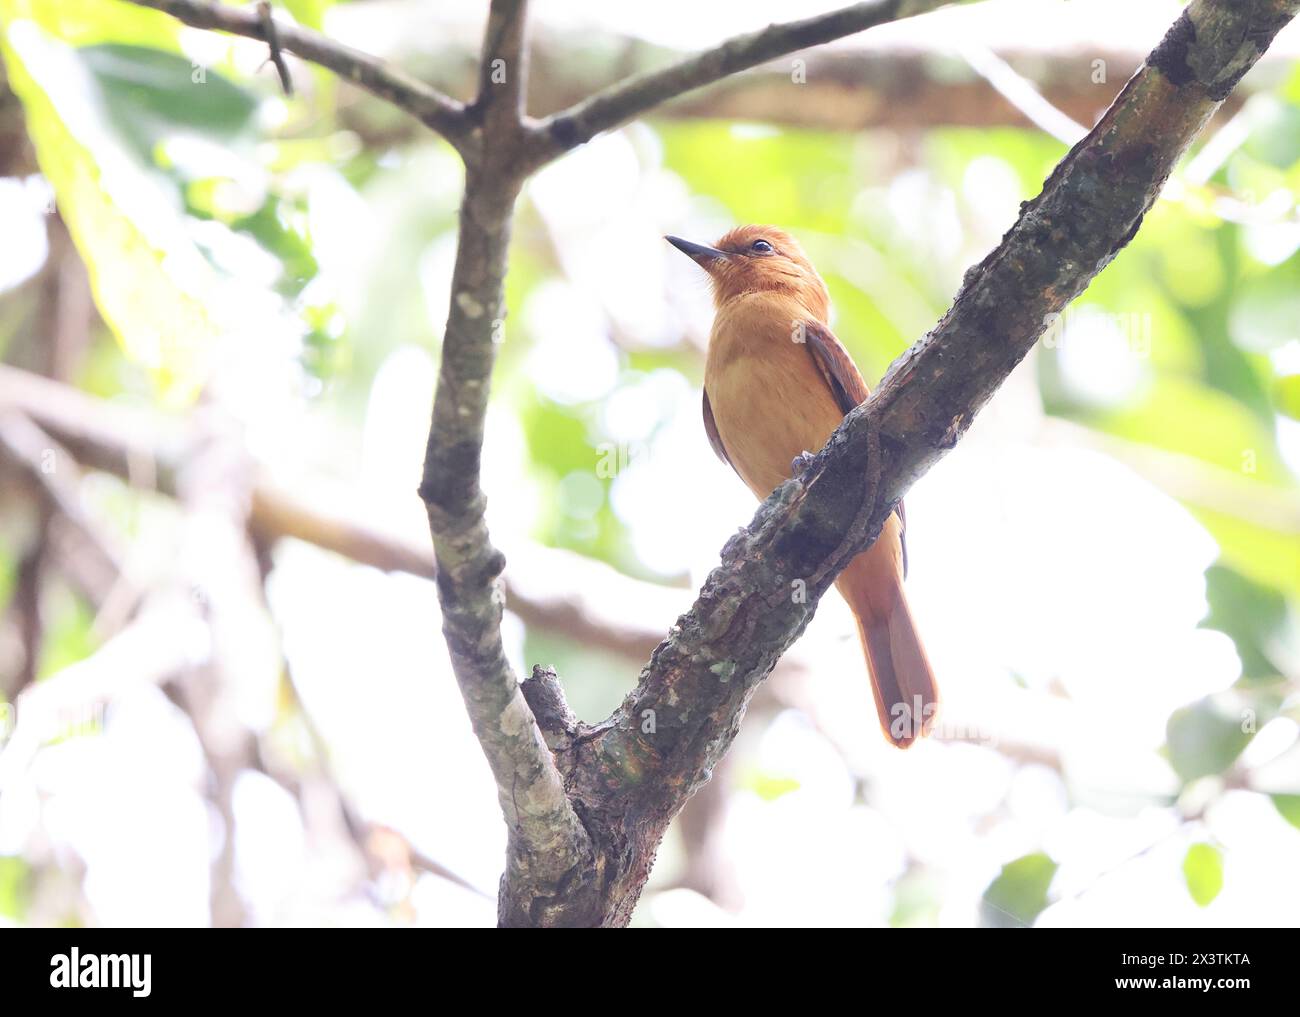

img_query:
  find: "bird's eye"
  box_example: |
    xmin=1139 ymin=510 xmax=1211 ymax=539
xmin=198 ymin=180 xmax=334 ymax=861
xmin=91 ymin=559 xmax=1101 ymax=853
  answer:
xmin=750 ymin=239 xmax=774 ymax=254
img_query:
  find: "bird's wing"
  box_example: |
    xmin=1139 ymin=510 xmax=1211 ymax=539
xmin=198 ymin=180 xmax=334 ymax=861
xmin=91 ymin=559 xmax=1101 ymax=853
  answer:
xmin=702 ymin=387 xmax=735 ymax=471
xmin=893 ymin=496 xmax=909 ymax=578
xmin=801 ymin=320 xmax=908 ymax=577
xmin=801 ymin=320 xmax=870 ymax=414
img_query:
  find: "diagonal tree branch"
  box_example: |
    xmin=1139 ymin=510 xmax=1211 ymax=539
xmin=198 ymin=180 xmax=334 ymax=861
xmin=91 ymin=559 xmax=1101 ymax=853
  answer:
xmin=526 ymin=0 xmax=963 ymax=166
xmin=121 ymin=0 xmax=469 ymax=147
xmin=0 ymin=412 xmax=130 ymax=626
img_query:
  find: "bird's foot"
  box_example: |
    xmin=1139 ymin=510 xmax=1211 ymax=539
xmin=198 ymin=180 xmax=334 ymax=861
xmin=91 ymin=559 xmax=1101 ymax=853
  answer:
xmin=790 ymin=450 xmax=817 ymax=476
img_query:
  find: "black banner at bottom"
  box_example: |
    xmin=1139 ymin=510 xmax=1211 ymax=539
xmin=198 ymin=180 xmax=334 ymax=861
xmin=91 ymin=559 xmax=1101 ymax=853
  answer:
xmin=0 ymin=927 xmax=1284 ymax=1002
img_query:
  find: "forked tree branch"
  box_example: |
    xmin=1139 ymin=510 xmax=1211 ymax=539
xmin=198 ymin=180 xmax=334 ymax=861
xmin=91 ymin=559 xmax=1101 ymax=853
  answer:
xmin=122 ymin=0 xmax=469 ymax=146
xmin=415 ymin=0 xmax=608 ymax=926
xmin=397 ymin=0 xmax=979 ymax=926
xmin=498 ymin=0 xmax=1295 ymax=925
xmin=75 ymin=0 xmax=1300 ymax=927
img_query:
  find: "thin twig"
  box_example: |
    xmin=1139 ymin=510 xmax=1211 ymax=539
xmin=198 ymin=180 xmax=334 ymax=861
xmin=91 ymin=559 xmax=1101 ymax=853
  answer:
xmin=956 ymin=40 xmax=1087 ymax=146
xmin=256 ymin=1 xmax=293 ymax=96
xmin=0 ymin=413 xmax=133 ymax=631
xmin=121 ymin=0 xmax=468 ymax=147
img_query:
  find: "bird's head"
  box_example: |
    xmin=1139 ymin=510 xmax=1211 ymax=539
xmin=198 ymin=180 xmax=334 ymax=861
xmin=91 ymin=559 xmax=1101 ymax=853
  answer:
xmin=665 ymin=225 xmax=830 ymax=320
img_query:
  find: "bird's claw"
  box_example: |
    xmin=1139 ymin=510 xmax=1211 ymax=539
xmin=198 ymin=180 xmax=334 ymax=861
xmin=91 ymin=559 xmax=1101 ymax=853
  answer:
xmin=790 ymin=450 xmax=817 ymax=476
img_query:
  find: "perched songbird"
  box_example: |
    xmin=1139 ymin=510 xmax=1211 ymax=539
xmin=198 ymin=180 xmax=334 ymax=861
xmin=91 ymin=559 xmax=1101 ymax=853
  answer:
xmin=667 ymin=226 xmax=938 ymax=748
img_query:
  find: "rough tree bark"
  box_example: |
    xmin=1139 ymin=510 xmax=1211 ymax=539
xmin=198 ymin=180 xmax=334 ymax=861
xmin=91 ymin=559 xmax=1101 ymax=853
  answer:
xmin=111 ymin=0 xmax=1300 ymax=927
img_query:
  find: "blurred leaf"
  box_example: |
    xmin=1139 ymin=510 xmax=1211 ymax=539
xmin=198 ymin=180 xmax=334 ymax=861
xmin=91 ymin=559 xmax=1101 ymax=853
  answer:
xmin=981 ymin=851 xmax=1056 ymax=928
xmin=339 ymin=147 xmax=462 ymax=390
xmin=1092 ymin=378 xmax=1289 ymax=484
xmin=929 ymin=126 xmax=1066 ymax=196
xmin=1182 ymin=842 xmax=1224 ymax=907
xmin=1242 ymin=96 xmax=1300 ymax=170
xmin=36 ymin=587 xmax=98 ymax=679
xmin=4 ymin=0 xmax=182 ymax=49
xmin=1 ymin=21 xmax=247 ymax=400
xmin=1084 ymin=374 xmax=1300 ymax=600
xmin=1272 ymin=794 xmax=1300 ymax=829
xmin=524 ymin=395 xmax=599 ymax=481
xmin=1156 ymin=222 xmax=1224 ymax=308
xmin=0 ymin=856 xmax=29 ymax=920
xmin=823 ymin=267 xmax=914 ymax=379
xmin=0 ymin=548 xmax=15 ymax=616
xmin=889 ymin=868 xmax=943 ymax=928
xmin=1274 ymin=374 xmax=1300 ymax=421
xmin=1200 ymin=563 xmax=1287 ymax=680
xmin=79 ymin=44 xmax=258 ymax=163
xmin=282 ymin=0 xmax=334 ymax=30
xmin=1166 ymin=697 xmax=1252 ymax=783
xmin=658 ymin=124 xmax=857 ymax=235
xmin=1188 ymin=506 xmax=1300 ymax=603
xmin=1230 ymin=273 xmax=1300 ymax=355
xmin=738 ymin=769 xmax=800 ymax=802
xmin=224 ymin=198 xmax=320 ymax=297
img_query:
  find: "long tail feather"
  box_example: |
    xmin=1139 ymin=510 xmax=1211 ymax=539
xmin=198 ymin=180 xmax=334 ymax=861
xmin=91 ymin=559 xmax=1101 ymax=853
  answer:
xmin=835 ymin=554 xmax=939 ymax=748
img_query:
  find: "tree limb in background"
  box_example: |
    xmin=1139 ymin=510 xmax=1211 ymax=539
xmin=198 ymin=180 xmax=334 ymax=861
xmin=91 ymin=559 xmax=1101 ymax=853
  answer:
xmin=121 ymin=0 xmax=469 ymax=147
xmin=3 ymin=364 xmax=1058 ymax=773
xmin=0 ymin=383 xmax=486 ymax=918
xmin=0 ymin=413 xmax=130 ymax=631
xmin=0 ymin=364 xmax=692 ymax=657
xmin=527 ymin=0 xmax=958 ymax=166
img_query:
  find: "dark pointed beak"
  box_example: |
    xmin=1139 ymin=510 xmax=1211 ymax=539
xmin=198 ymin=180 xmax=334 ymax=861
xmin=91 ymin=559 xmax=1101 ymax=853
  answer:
xmin=665 ymin=235 xmax=730 ymax=266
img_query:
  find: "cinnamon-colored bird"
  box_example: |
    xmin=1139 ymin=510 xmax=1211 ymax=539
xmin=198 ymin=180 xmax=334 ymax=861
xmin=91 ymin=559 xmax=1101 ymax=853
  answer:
xmin=667 ymin=226 xmax=938 ymax=748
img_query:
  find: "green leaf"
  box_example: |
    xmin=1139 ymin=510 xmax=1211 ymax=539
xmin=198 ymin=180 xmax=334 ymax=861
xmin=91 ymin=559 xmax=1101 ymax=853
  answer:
xmin=1182 ymin=843 xmax=1224 ymax=907
xmin=1165 ymin=697 xmax=1253 ymax=783
xmin=1200 ymin=563 xmax=1287 ymax=680
xmin=1093 ymin=377 xmax=1289 ymax=484
xmin=37 ymin=588 xmax=98 ymax=679
xmin=0 ymin=856 xmax=30 ymax=921
xmin=1084 ymin=377 xmax=1300 ymax=601
xmin=1242 ymin=96 xmax=1300 ymax=170
xmin=739 ymin=770 xmax=801 ymax=802
xmin=1230 ymin=273 xmax=1300 ymax=355
xmin=658 ymin=123 xmax=858 ymax=235
xmin=0 ymin=548 xmax=16 ymax=616
xmin=223 ymin=198 xmax=320 ymax=298
xmin=1272 ymin=794 xmax=1300 ymax=830
xmin=4 ymin=0 xmax=183 ymax=49
xmin=1188 ymin=506 xmax=1300 ymax=603
xmin=1274 ymin=374 xmax=1300 ymax=421
xmin=889 ymin=868 xmax=942 ymax=928
xmin=78 ymin=43 xmax=258 ymax=163
xmin=981 ymin=852 xmax=1057 ymax=928
xmin=282 ymin=0 xmax=334 ymax=30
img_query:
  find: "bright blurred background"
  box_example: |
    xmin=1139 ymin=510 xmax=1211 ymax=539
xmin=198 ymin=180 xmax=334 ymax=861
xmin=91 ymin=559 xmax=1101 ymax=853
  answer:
xmin=1 ymin=0 xmax=1298 ymax=928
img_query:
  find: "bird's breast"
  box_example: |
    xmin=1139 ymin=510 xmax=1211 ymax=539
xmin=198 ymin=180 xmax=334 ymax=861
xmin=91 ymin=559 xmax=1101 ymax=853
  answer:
xmin=705 ymin=293 xmax=847 ymax=499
